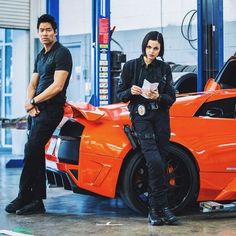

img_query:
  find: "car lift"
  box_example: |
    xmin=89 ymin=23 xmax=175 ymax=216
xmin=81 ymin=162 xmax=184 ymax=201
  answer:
xmin=200 ymin=201 xmax=236 ymax=213
xmin=197 ymin=0 xmax=223 ymax=91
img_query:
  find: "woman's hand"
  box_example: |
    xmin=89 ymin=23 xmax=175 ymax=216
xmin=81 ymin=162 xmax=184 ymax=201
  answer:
xmin=145 ymin=89 xmax=160 ymax=100
xmin=131 ymin=85 xmax=142 ymax=95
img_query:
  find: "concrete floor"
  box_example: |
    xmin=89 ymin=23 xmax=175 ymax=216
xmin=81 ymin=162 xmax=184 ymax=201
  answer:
xmin=1 ymin=155 xmax=236 ymax=236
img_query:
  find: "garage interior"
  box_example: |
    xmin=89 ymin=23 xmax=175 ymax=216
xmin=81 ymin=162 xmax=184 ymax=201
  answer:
xmin=1 ymin=0 xmax=236 ymax=235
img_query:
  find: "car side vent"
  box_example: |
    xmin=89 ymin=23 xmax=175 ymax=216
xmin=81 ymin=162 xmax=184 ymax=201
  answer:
xmin=58 ymin=138 xmax=80 ymax=165
xmin=57 ymin=119 xmax=84 ymax=165
xmin=59 ymin=119 xmax=84 ymax=138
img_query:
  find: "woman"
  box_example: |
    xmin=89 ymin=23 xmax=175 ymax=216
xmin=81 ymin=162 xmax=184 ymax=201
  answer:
xmin=117 ymin=31 xmax=177 ymax=226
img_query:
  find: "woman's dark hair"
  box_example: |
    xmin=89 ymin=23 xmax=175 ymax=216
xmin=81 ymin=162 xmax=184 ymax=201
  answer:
xmin=37 ymin=14 xmax=57 ymax=31
xmin=141 ymin=31 xmax=164 ymax=60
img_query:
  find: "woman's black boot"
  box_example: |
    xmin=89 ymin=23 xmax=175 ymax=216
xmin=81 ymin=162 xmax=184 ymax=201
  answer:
xmin=161 ymin=207 xmax=178 ymax=225
xmin=148 ymin=208 xmax=163 ymax=226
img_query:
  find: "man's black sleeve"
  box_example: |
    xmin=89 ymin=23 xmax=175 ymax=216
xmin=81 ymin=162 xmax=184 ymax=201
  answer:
xmin=33 ymin=54 xmax=39 ymax=73
xmin=55 ymin=47 xmax=72 ymax=72
xmin=117 ymin=62 xmax=133 ymax=102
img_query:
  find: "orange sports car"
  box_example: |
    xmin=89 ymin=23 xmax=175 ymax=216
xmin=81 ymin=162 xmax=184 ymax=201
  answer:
xmin=45 ymin=54 xmax=236 ymax=214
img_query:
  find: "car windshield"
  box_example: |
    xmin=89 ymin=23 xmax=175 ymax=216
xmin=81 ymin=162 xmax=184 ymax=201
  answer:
xmin=216 ymin=59 xmax=236 ymax=89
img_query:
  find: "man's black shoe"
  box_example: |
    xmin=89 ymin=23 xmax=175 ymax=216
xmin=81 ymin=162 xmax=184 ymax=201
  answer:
xmin=16 ymin=200 xmax=45 ymax=215
xmin=148 ymin=208 xmax=163 ymax=226
xmin=161 ymin=207 xmax=178 ymax=225
xmin=5 ymin=197 xmax=30 ymax=214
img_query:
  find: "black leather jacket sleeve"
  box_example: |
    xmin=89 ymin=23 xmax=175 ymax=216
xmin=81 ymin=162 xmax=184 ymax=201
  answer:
xmin=117 ymin=62 xmax=133 ymax=102
xmin=158 ymin=63 xmax=176 ymax=108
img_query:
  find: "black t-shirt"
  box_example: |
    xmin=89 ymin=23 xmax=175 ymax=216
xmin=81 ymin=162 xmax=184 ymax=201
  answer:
xmin=33 ymin=41 xmax=72 ymax=105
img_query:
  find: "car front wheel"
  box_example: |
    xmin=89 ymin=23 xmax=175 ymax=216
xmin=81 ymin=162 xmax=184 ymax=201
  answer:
xmin=119 ymin=145 xmax=199 ymax=215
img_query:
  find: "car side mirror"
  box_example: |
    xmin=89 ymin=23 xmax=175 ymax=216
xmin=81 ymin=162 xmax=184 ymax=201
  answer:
xmin=204 ymin=78 xmax=221 ymax=91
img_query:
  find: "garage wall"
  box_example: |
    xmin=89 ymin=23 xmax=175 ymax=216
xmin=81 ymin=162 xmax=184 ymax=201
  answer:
xmin=58 ymin=0 xmax=236 ymax=64
xmin=111 ymin=25 xmax=198 ymax=65
xmin=111 ymin=0 xmax=196 ymax=30
xmin=59 ymin=0 xmax=198 ymax=65
xmin=0 ymin=0 xmax=30 ymax=29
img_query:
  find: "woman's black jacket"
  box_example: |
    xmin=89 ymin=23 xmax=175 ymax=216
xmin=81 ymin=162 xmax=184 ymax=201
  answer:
xmin=116 ymin=55 xmax=176 ymax=111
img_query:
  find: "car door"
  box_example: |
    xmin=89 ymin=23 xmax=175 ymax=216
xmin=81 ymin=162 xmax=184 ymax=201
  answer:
xmin=194 ymin=93 xmax=236 ymax=172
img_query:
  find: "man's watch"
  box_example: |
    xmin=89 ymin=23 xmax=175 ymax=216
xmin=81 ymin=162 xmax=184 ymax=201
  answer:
xmin=30 ymin=98 xmax=36 ymax=105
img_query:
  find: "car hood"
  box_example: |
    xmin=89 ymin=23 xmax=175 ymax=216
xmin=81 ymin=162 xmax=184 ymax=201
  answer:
xmin=170 ymin=92 xmax=211 ymax=117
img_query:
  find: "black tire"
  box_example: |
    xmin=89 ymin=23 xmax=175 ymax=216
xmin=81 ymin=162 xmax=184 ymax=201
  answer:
xmin=119 ymin=145 xmax=199 ymax=215
xmin=182 ymin=65 xmax=197 ymax=73
xmin=172 ymin=65 xmax=188 ymax=72
xmin=174 ymin=73 xmax=197 ymax=93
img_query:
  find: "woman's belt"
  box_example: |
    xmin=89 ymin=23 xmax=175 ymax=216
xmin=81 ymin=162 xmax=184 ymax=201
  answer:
xmin=137 ymin=101 xmax=159 ymax=116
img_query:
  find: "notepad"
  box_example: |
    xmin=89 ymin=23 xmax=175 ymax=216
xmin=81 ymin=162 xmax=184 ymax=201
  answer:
xmin=141 ymin=79 xmax=159 ymax=99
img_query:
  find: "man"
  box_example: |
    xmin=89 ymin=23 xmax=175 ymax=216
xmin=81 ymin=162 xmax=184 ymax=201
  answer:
xmin=5 ymin=14 xmax=72 ymax=215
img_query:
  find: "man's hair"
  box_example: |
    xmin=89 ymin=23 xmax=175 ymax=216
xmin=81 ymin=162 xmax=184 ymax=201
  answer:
xmin=141 ymin=31 xmax=164 ymax=60
xmin=37 ymin=14 xmax=57 ymax=31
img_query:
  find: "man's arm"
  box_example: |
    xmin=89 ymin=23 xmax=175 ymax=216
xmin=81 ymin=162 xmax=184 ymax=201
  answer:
xmin=24 ymin=73 xmax=39 ymax=114
xmin=27 ymin=73 xmax=39 ymax=99
xmin=24 ymin=70 xmax=69 ymax=117
xmin=32 ymin=70 xmax=69 ymax=104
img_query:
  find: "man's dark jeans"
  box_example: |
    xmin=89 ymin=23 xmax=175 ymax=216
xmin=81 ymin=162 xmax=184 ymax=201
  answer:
xmin=18 ymin=105 xmax=64 ymax=201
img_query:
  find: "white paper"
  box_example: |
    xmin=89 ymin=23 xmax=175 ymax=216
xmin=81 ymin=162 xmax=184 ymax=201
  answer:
xmin=141 ymin=79 xmax=159 ymax=99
